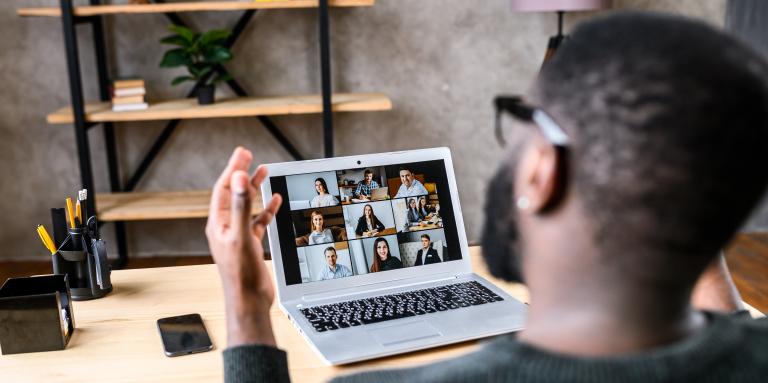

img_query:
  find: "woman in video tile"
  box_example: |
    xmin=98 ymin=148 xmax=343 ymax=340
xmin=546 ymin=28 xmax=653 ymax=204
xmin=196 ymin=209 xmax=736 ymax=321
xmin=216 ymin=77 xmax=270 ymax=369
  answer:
xmin=406 ymin=198 xmax=424 ymax=227
xmin=310 ymin=177 xmax=339 ymax=207
xmin=418 ymin=196 xmax=435 ymax=217
xmin=307 ymin=210 xmax=334 ymax=245
xmin=355 ymin=204 xmax=386 ymax=237
xmin=369 ymin=237 xmax=402 ymax=272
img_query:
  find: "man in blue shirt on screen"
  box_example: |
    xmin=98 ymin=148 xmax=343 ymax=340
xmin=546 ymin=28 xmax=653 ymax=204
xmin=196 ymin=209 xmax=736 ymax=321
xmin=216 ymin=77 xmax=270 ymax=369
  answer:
xmin=317 ymin=247 xmax=352 ymax=281
xmin=394 ymin=168 xmax=428 ymax=198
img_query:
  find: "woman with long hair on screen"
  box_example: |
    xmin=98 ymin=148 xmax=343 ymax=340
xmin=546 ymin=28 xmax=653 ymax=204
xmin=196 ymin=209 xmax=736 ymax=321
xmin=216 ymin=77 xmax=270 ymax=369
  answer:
xmin=369 ymin=237 xmax=402 ymax=272
xmin=310 ymin=177 xmax=339 ymax=207
xmin=355 ymin=204 xmax=385 ymax=236
xmin=418 ymin=196 xmax=434 ymax=218
xmin=307 ymin=210 xmax=334 ymax=245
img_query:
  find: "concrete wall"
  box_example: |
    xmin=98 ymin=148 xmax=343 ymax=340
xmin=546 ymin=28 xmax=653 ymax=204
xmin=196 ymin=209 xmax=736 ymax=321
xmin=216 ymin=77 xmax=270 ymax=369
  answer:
xmin=0 ymin=0 xmax=738 ymax=261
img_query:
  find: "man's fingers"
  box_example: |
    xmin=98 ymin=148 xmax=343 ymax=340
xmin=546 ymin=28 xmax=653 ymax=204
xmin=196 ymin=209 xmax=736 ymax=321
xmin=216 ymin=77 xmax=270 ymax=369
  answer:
xmin=252 ymin=194 xmax=282 ymax=239
xmin=230 ymin=170 xmax=253 ymax=236
xmin=209 ymin=147 xmax=253 ymax=227
xmin=250 ymin=165 xmax=269 ymax=191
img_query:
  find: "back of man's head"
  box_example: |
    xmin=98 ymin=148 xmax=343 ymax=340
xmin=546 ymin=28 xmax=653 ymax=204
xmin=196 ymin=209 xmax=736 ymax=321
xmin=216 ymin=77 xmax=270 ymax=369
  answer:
xmin=532 ymin=12 xmax=768 ymax=273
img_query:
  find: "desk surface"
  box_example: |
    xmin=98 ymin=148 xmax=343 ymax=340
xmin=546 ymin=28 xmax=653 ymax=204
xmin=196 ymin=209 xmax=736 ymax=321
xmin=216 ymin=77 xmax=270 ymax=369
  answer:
xmin=0 ymin=247 xmax=528 ymax=383
xmin=1 ymin=247 xmax=761 ymax=382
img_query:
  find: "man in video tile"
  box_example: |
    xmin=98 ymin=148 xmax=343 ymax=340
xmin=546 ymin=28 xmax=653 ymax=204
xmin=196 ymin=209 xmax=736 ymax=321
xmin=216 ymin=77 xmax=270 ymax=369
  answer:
xmin=414 ymin=234 xmax=441 ymax=266
xmin=394 ymin=167 xmax=428 ymax=198
xmin=354 ymin=169 xmax=379 ymax=200
xmin=317 ymin=247 xmax=352 ymax=281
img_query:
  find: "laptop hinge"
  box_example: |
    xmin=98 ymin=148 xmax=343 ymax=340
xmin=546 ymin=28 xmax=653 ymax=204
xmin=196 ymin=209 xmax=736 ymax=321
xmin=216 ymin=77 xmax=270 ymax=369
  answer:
xmin=299 ymin=274 xmax=460 ymax=305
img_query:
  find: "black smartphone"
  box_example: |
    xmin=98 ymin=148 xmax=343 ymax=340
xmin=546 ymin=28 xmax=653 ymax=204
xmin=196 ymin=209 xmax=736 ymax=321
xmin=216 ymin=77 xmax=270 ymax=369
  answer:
xmin=156 ymin=313 xmax=214 ymax=357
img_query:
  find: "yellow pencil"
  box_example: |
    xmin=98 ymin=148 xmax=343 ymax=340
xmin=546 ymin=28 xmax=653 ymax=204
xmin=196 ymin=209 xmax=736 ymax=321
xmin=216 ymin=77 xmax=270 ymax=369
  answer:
xmin=75 ymin=200 xmax=82 ymax=226
xmin=66 ymin=197 xmax=75 ymax=229
xmin=36 ymin=225 xmax=56 ymax=254
xmin=37 ymin=225 xmax=56 ymax=253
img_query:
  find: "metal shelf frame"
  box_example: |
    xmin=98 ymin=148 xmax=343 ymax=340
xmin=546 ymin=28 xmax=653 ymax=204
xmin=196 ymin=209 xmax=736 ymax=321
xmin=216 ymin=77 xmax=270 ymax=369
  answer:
xmin=57 ymin=0 xmax=336 ymax=268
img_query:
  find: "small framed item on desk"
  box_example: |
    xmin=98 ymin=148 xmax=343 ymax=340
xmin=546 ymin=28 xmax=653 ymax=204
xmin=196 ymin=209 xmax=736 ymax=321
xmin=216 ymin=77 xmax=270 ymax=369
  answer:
xmin=0 ymin=274 xmax=75 ymax=355
xmin=157 ymin=313 xmax=214 ymax=357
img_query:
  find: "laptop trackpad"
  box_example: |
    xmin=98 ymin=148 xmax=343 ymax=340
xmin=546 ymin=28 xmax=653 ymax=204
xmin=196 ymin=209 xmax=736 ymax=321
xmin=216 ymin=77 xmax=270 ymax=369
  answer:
xmin=368 ymin=320 xmax=442 ymax=346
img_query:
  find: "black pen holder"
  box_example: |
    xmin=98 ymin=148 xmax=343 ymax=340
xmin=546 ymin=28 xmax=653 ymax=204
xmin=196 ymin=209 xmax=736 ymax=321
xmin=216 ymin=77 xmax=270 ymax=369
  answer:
xmin=51 ymin=225 xmax=112 ymax=301
xmin=0 ymin=274 xmax=75 ymax=355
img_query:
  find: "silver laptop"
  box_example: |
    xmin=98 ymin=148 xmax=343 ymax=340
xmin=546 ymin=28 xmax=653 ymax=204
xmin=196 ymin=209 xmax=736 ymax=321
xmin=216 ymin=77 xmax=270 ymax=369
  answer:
xmin=262 ymin=147 xmax=527 ymax=365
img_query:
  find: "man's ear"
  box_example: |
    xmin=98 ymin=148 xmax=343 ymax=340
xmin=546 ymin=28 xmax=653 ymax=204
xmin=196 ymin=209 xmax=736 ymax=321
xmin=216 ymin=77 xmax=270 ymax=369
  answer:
xmin=515 ymin=138 xmax=566 ymax=213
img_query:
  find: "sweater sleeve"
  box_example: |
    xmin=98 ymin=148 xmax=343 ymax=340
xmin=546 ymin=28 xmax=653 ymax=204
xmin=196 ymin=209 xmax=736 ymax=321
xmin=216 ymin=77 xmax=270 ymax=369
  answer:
xmin=224 ymin=344 xmax=291 ymax=383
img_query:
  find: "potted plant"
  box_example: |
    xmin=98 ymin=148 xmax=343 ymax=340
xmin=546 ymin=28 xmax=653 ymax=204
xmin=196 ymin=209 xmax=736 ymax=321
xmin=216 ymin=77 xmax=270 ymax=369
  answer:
xmin=159 ymin=25 xmax=233 ymax=105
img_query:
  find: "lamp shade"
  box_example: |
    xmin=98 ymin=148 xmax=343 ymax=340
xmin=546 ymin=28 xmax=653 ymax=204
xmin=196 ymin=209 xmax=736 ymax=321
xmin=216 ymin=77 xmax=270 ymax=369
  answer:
xmin=509 ymin=0 xmax=610 ymax=12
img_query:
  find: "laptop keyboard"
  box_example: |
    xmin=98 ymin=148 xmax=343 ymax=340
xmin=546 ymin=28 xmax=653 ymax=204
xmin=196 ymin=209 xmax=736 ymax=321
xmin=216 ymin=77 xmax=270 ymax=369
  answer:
xmin=299 ymin=281 xmax=504 ymax=332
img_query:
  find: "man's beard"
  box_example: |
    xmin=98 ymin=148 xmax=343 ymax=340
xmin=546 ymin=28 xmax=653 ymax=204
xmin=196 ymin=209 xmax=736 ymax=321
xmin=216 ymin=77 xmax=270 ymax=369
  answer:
xmin=480 ymin=160 xmax=525 ymax=283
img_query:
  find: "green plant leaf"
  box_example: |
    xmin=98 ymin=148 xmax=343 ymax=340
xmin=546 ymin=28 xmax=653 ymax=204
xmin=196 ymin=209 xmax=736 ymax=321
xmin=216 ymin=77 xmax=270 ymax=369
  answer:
xmin=159 ymin=35 xmax=189 ymax=47
xmin=159 ymin=48 xmax=190 ymax=68
xmin=171 ymin=75 xmax=193 ymax=86
xmin=213 ymin=72 xmax=233 ymax=84
xmin=188 ymin=64 xmax=212 ymax=79
xmin=168 ymin=24 xmax=195 ymax=43
xmin=200 ymin=29 xmax=231 ymax=46
xmin=202 ymin=46 xmax=233 ymax=63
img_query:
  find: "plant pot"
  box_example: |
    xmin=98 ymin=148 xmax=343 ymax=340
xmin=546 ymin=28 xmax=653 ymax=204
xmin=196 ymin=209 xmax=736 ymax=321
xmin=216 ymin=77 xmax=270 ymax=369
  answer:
xmin=196 ymin=85 xmax=215 ymax=105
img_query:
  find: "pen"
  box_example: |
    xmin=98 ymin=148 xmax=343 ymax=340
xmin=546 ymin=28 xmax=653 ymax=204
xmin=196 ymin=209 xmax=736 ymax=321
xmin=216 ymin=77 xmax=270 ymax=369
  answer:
xmin=66 ymin=197 xmax=75 ymax=229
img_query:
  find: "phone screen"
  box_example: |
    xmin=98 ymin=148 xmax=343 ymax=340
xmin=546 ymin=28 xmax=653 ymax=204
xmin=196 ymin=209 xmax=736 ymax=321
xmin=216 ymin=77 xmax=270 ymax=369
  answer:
xmin=157 ymin=313 xmax=213 ymax=357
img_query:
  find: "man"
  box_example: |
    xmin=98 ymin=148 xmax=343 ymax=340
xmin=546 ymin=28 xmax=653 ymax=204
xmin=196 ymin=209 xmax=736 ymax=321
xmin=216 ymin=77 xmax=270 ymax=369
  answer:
xmin=393 ymin=167 xmax=428 ymax=198
xmin=317 ymin=247 xmax=352 ymax=281
xmin=206 ymin=12 xmax=768 ymax=383
xmin=354 ymin=169 xmax=379 ymax=200
xmin=414 ymin=234 xmax=441 ymax=266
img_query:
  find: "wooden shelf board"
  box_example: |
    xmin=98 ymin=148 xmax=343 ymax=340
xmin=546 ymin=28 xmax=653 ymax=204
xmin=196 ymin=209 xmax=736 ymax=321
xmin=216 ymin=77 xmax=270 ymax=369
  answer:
xmin=18 ymin=0 xmax=374 ymax=17
xmin=47 ymin=92 xmax=392 ymax=124
xmin=95 ymin=190 xmax=263 ymax=221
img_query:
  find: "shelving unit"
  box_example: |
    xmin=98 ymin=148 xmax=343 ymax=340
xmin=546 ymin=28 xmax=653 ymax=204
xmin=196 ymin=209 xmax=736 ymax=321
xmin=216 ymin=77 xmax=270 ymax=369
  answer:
xmin=19 ymin=0 xmax=391 ymax=268
xmin=47 ymin=93 xmax=391 ymax=124
xmin=18 ymin=0 xmax=374 ymax=17
xmin=96 ymin=190 xmax=263 ymax=221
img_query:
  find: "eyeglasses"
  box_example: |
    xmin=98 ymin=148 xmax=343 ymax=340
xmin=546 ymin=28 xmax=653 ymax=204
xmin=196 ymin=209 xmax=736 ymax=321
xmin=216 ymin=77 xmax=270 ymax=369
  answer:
xmin=493 ymin=95 xmax=570 ymax=211
xmin=494 ymin=96 xmax=569 ymax=148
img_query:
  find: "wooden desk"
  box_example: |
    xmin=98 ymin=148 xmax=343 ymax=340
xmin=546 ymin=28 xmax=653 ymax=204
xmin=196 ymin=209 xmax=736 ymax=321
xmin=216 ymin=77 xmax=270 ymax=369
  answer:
xmin=353 ymin=227 xmax=397 ymax=239
xmin=0 ymin=247 xmax=761 ymax=382
xmin=0 ymin=247 xmax=526 ymax=382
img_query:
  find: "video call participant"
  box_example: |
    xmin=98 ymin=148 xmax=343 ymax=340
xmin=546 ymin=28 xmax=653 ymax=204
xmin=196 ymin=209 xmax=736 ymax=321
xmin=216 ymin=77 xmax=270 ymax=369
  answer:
xmin=369 ymin=238 xmax=403 ymax=272
xmin=354 ymin=169 xmax=379 ymax=200
xmin=418 ymin=196 xmax=434 ymax=217
xmin=355 ymin=204 xmax=385 ymax=236
xmin=307 ymin=210 xmax=334 ymax=245
xmin=317 ymin=247 xmax=352 ymax=281
xmin=310 ymin=178 xmax=339 ymax=207
xmin=414 ymin=234 xmax=441 ymax=266
xmin=394 ymin=168 xmax=428 ymax=198
xmin=406 ymin=198 xmax=425 ymax=229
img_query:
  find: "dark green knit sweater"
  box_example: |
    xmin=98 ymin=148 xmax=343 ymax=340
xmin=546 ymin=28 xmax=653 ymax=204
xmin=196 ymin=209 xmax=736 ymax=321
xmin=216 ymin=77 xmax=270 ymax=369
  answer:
xmin=224 ymin=311 xmax=768 ymax=382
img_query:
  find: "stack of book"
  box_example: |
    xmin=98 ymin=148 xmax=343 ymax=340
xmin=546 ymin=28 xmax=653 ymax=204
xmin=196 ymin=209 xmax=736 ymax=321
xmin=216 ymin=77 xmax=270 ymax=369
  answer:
xmin=111 ymin=79 xmax=148 ymax=112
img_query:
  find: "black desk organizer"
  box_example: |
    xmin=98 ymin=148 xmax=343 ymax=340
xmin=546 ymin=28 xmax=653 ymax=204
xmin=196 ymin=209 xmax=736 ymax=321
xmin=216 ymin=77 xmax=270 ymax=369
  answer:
xmin=50 ymin=207 xmax=112 ymax=301
xmin=0 ymin=274 xmax=75 ymax=355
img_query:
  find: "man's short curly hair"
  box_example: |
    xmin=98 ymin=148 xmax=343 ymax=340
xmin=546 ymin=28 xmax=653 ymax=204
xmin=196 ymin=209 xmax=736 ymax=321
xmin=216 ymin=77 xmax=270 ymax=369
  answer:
xmin=533 ymin=12 xmax=768 ymax=265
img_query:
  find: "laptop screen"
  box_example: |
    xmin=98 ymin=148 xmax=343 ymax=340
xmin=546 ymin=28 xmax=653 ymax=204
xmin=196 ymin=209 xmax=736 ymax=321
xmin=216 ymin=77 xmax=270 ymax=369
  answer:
xmin=269 ymin=160 xmax=463 ymax=285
